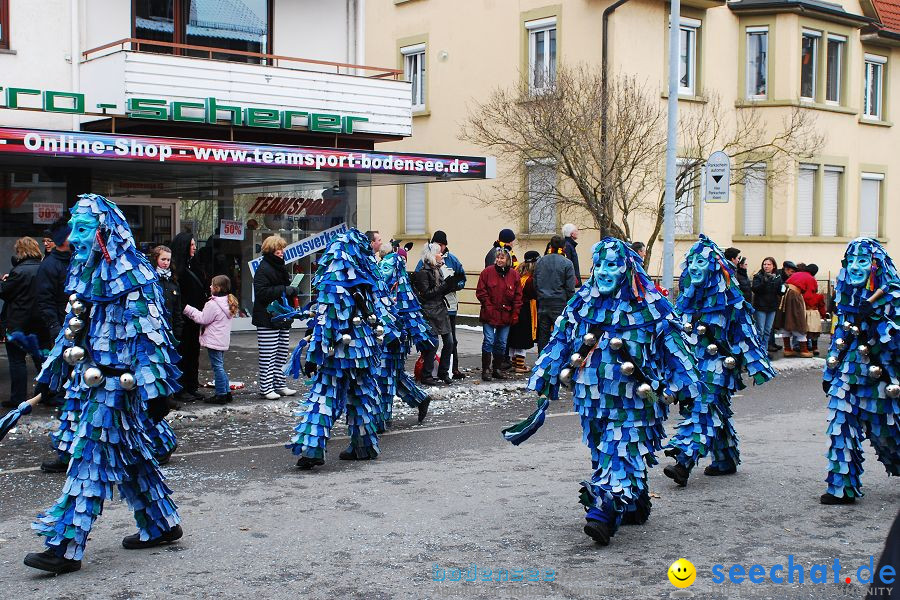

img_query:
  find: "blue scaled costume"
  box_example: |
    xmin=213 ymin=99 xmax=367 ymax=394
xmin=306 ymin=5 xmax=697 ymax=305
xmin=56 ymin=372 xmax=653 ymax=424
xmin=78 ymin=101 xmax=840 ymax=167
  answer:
xmin=376 ymin=249 xmax=435 ymax=428
xmin=520 ymin=238 xmax=700 ymax=546
xmin=26 ymin=194 xmax=182 ymax=571
xmin=663 ymin=235 xmax=775 ymax=485
xmin=821 ymin=237 xmax=900 ymax=504
xmin=287 ymin=229 xmax=401 ymax=468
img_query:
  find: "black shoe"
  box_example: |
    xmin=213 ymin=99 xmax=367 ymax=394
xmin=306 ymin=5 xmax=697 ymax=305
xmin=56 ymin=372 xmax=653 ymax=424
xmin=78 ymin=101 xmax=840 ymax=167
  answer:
xmin=23 ymin=549 xmax=81 ymax=574
xmin=583 ymin=519 xmax=612 ymax=546
xmin=122 ymin=524 xmax=183 ymax=549
xmin=452 ymin=371 xmax=467 ymax=380
xmin=40 ymin=456 xmax=69 ymax=473
xmin=188 ymin=390 xmax=207 ymax=401
xmin=663 ymin=463 xmax=691 ymax=487
xmin=418 ymin=396 xmax=431 ymax=424
xmin=420 ymin=376 xmax=443 ymax=387
xmin=157 ymin=445 xmax=176 ymax=466
xmin=704 ymin=464 xmax=737 ymax=477
xmin=166 ymin=396 xmax=181 ymax=411
xmin=296 ymin=456 xmax=325 ymax=470
xmin=663 ymin=447 xmax=679 ymax=458
xmin=339 ymin=448 xmax=373 ymax=461
xmin=439 ymin=376 xmax=453 ymax=386
xmin=820 ymin=492 xmax=856 ymax=505
xmin=175 ymin=391 xmax=195 ymax=403
xmin=499 ymin=359 xmax=513 ymax=371
xmin=204 ymin=394 xmax=230 ymax=405
xmin=225 ymin=392 xmax=233 ymax=403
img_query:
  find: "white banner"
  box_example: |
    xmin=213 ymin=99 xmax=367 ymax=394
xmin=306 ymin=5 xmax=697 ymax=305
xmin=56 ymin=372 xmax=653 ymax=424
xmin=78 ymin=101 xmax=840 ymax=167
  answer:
xmin=33 ymin=202 xmax=64 ymax=225
xmin=219 ymin=219 xmax=244 ymax=240
xmin=248 ymin=222 xmax=348 ymax=275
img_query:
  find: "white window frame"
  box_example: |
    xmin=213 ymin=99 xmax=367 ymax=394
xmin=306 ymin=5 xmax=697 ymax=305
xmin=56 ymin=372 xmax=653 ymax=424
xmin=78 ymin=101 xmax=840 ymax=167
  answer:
xmin=863 ymin=53 xmax=887 ymax=120
xmin=401 ymin=43 xmax=426 ymax=112
xmin=820 ymin=165 xmax=843 ymax=236
xmin=675 ymin=157 xmax=697 ymax=235
xmin=403 ymin=183 xmax=426 ymax=234
xmin=800 ymin=29 xmax=820 ymax=101
xmin=746 ymin=26 xmax=768 ymax=100
xmin=525 ymin=159 xmax=557 ymax=234
xmin=796 ymin=163 xmax=818 ymax=237
xmin=678 ymin=17 xmax=701 ymax=96
xmin=859 ymin=172 xmax=884 ymax=237
xmin=527 ymin=17 xmax=557 ymax=94
xmin=825 ymin=34 xmax=846 ymax=105
xmin=743 ymin=163 xmax=767 ymax=236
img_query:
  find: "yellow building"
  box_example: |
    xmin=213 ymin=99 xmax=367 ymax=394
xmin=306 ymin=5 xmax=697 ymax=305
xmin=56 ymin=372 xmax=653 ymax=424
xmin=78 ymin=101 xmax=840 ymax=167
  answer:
xmin=366 ymin=0 xmax=899 ymax=311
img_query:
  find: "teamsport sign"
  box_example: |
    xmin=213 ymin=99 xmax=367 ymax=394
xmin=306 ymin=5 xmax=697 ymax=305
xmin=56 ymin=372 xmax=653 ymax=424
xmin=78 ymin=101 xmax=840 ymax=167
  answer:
xmin=0 ymin=127 xmax=493 ymax=178
xmin=248 ymin=222 xmax=348 ymax=276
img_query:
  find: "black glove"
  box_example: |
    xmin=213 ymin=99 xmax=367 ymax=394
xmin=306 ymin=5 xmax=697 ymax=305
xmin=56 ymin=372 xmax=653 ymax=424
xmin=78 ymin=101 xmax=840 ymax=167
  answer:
xmin=147 ymin=395 xmax=170 ymax=422
xmin=822 ymin=379 xmax=830 ymax=394
xmin=858 ymin=299 xmax=874 ymax=319
xmin=285 ymin=286 xmax=299 ymax=297
xmin=387 ymin=339 xmax=401 ymax=352
xmin=303 ymin=361 xmax=317 ymax=378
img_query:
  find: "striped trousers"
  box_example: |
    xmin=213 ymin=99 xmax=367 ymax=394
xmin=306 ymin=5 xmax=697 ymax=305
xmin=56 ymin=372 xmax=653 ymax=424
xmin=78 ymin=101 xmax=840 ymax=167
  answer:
xmin=257 ymin=327 xmax=291 ymax=394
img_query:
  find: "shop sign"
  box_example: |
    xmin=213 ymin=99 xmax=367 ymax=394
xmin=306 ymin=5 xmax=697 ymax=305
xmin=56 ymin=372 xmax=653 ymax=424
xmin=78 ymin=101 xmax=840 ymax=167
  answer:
xmin=248 ymin=222 xmax=348 ymax=275
xmin=33 ymin=202 xmax=64 ymax=224
xmin=1 ymin=86 xmax=368 ymax=134
xmin=249 ymin=195 xmax=341 ymax=217
xmin=219 ymin=219 xmax=245 ymax=241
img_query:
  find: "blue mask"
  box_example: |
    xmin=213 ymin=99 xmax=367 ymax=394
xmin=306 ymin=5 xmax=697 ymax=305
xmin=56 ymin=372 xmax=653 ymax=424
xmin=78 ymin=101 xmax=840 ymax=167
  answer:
xmin=687 ymin=253 xmax=710 ymax=286
xmin=593 ymin=249 xmax=625 ymax=295
xmin=846 ymin=251 xmax=872 ymax=288
xmin=68 ymin=213 xmax=99 ymax=263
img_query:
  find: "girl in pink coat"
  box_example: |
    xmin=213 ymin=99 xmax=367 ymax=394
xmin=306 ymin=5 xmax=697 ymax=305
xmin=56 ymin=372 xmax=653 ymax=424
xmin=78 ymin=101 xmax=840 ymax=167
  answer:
xmin=183 ymin=275 xmax=238 ymax=404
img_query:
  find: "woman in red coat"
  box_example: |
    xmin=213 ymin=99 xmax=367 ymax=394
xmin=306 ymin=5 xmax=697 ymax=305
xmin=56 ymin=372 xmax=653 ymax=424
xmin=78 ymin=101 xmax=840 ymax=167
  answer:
xmin=476 ymin=249 xmax=523 ymax=381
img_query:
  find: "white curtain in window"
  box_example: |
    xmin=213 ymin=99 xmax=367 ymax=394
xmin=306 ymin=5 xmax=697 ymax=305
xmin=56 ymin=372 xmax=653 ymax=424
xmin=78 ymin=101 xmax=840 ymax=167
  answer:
xmin=404 ymin=183 xmax=426 ymax=234
xmin=527 ymin=164 xmax=556 ymax=234
xmin=821 ymin=167 xmax=842 ymax=236
xmin=859 ymin=175 xmax=882 ymax=237
xmin=743 ymin=165 xmax=766 ymax=235
xmin=675 ymin=158 xmax=695 ymax=234
xmin=796 ymin=165 xmax=816 ymax=236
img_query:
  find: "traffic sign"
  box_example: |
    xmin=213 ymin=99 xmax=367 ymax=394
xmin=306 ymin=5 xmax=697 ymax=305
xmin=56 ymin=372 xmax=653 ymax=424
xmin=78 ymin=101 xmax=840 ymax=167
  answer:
xmin=704 ymin=151 xmax=731 ymax=203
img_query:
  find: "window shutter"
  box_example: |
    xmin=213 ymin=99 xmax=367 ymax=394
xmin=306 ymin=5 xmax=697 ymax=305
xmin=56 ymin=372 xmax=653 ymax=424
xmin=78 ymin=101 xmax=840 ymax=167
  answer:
xmin=796 ymin=165 xmax=816 ymax=236
xmin=743 ymin=165 xmax=766 ymax=235
xmin=404 ymin=184 xmax=426 ymax=234
xmin=527 ymin=164 xmax=556 ymax=233
xmin=821 ymin=167 xmax=841 ymax=236
xmin=859 ymin=176 xmax=881 ymax=237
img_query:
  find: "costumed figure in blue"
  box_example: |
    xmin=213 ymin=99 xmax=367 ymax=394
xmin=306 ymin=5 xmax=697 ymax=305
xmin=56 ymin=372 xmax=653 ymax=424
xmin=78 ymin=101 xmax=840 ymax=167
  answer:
xmin=663 ymin=235 xmax=775 ymax=486
xmin=287 ymin=228 xmax=401 ymax=469
xmin=376 ymin=243 xmax=435 ymax=428
xmin=821 ymin=237 xmax=900 ymax=505
xmin=24 ymin=194 xmax=183 ymax=574
xmin=509 ymin=238 xmax=700 ymax=546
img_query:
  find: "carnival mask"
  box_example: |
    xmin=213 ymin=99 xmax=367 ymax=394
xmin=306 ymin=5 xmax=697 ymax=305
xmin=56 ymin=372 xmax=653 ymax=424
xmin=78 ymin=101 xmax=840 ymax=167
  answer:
xmin=845 ymin=251 xmax=873 ymax=288
xmin=68 ymin=213 xmax=99 ymax=263
xmin=687 ymin=253 xmax=711 ymax=286
xmin=593 ymin=248 xmax=626 ymax=295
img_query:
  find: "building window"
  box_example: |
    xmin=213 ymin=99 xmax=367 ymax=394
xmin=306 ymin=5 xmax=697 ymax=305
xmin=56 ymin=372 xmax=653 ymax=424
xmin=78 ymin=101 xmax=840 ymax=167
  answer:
xmin=796 ymin=164 xmax=817 ymax=236
xmin=675 ymin=158 xmax=696 ymax=235
xmin=526 ymin=162 xmax=556 ymax=234
xmin=404 ymin=184 xmax=426 ymax=234
xmin=743 ymin=164 xmax=767 ymax=235
xmin=859 ymin=173 xmax=883 ymax=237
xmin=133 ymin=0 xmax=271 ymax=62
xmin=402 ymin=43 xmax=426 ymax=111
xmin=863 ymin=54 xmax=886 ymax=120
xmin=527 ymin=17 xmax=557 ymax=93
xmin=679 ymin=18 xmax=700 ymax=96
xmin=821 ymin=165 xmax=842 ymax=236
xmin=800 ymin=30 xmax=819 ymax=100
xmin=746 ymin=27 xmax=768 ymax=99
xmin=825 ymin=34 xmax=845 ymax=104
xmin=0 ymin=0 xmax=9 ymax=50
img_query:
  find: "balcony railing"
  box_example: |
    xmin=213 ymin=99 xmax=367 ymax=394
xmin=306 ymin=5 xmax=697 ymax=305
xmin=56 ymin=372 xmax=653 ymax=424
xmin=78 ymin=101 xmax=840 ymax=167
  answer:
xmin=82 ymin=38 xmax=403 ymax=80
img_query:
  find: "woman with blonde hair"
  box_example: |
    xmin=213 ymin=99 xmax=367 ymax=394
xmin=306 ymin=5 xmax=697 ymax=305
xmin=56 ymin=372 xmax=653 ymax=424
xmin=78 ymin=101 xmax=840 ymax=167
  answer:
xmin=0 ymin=237 xmax=47 ymax=407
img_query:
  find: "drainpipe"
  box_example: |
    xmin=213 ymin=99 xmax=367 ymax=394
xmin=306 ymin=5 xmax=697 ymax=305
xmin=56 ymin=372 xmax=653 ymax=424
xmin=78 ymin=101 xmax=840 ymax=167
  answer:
xmin=600 ymin=0 xmax=632 ymax=238
xmin=70 ymin=0 xmax=80 ymax=131
xmin=355 ymin=0 xmax=366 ymax=72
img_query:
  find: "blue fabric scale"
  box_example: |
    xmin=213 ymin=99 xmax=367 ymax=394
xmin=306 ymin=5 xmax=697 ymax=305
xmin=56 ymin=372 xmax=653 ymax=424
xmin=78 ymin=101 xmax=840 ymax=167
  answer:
xmin=525 ymin=238 xmax=700 ymax=533
xmin=32 ymin=194 xmax=182 ymax=561
xmin=287 ymin=229 xmax=401 ymax=461
xmin=666 ymin=235 xmax=775 ymax=472
xmin=822 ymin=238 xmax=900 ymax=498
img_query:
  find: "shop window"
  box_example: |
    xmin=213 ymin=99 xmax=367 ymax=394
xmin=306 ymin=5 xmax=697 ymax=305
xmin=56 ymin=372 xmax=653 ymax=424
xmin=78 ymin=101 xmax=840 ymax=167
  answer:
xmin=133 ymin=0 xmax=271 ymax=62
xmin=0 ymin=0 xmax=9 ymax=50
xmin=527 ymin=17 xmax=557 ymax=94
xmin=678 ymin=18 xmax=700 ymax=96
xmin=796 ymin=164 xmax=817 ymax=236
xmin=859 ymin=173 xmax=883 ymax=237
xmin=825 ymin=35 xmax=845 ymax=104
xmin=526 ymin=162 xmax=556 ymax=234
xmin=402 ymin=43 xmax=426 ymax=112
xmin=404 ymin=183 xmax=426 ymax=234
xmin=800 ymin=30 xmax=819 ymax=101
xmin=863 ymin=54 xmax=886 ymax=120
xmin=746 ymin=27 xmax=768 ymax=99
xmin=742 ymin=164 xmax=767 ymax=235
xmin=820 ymin=165 xmax=842 ymax=236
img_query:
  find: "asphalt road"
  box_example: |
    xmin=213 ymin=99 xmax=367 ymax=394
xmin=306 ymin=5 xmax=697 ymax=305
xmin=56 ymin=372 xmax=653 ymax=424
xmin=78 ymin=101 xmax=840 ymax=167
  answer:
xmin=0 ymin=341 xmax=897 ymax=599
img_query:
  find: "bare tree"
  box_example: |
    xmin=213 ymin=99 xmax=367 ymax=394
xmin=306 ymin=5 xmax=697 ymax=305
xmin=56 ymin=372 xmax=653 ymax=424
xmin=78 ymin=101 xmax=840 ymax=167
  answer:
xmin=461 ymin=63 xmax=825 ymax=264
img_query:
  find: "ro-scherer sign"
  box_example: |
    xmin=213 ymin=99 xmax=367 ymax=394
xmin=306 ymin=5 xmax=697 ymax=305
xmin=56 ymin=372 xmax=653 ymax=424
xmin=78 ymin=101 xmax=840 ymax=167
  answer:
xmin=0 ymin=86 xmax=369 ymax=134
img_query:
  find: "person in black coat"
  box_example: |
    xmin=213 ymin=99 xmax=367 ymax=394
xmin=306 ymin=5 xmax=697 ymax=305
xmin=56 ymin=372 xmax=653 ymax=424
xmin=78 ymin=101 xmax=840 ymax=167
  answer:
xmin=724 ymin=247 xmax=752 ymax=300
xmin=253 ymin=235 xmax=299 ymax=400
xmin=0 ymin=237 xmax=47 ymax=408
xmin=34 ymin=218 xmax=72 ymax=342
xmin=411 ymin=243 xmax=462 ymax=386
xmin=562 ymin=223 xmax=582 ymax=283
xmin=751 ymin=256 xmax=783 ymax=353
xmin=171 ymin=232 xmax=208 ymax=401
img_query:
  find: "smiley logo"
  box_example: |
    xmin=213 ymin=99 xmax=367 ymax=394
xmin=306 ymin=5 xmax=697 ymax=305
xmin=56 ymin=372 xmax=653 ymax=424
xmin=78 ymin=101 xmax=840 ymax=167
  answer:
xmin=668 ymin=558 xmax=696 ymax=588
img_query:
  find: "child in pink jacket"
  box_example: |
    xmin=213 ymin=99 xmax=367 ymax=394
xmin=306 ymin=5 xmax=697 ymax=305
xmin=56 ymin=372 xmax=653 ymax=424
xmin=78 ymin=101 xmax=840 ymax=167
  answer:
xmin=183 ymin=275 xmax=238 ymax=405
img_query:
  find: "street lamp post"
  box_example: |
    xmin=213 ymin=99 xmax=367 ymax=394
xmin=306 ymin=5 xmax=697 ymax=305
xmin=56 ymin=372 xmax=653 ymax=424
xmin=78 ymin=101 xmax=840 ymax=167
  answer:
xmin=662 ymin=0 xmax=681 ymax=290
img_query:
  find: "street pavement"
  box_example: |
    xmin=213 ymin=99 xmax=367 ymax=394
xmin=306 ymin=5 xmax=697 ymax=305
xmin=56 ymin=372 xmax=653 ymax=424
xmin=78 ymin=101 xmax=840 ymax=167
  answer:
xmin=0 ymin=329 xmax=896 ymax=599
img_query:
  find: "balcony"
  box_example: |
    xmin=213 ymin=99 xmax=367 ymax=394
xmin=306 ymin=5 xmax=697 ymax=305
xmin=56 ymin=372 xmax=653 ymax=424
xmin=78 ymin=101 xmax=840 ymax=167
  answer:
xmin=78 ymin=39 xmax=412 ymax=138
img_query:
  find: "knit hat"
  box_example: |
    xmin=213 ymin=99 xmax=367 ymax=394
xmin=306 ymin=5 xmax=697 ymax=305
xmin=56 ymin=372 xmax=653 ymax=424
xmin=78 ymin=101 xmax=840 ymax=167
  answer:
xmin=498 ymin=228 xmax=516 ymax=243
xmin=431 ymin=230 xmax=448 ymax=246
xmin=524 ymin=251 xmax=540 ymax=263
xmin=782 ymin=260 xmax=797 ymax=270
xmin=48 ymin=218 xmax=71 ymax=246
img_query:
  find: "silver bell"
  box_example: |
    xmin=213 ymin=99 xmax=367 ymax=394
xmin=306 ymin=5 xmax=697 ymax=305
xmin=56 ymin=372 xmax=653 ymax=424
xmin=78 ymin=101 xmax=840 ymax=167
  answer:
xmin=682 ymin=322 xmax=693 ymax=334
xmin=328 ymin=346 xmax=336 ymax=356
xmin=868 ymin=365 xmax=883 ymax=379
xmin=835 ymin=338 xmax=846 ymax=350
xmin=696 ymin=324 xmax=708 ymax=336
xmin=71 ymin=300 xmax=86 ymax=316
xmin=559 ymin=367 xmax=573 ymax=386
xmin=724 ymin=356 xmax=737 ymax=369
xmin=582 ymin=333 xmax=598 ymax=347
xmin=341 ymin=333 xmax=352 ymax=345
xmin=376 ymin=335 xmax=385 ymax=344
xmin=663 ymin=394 xmax=676 ymax=405
xmin=69 ymin=293 xmax=78 ymax=304
xmin=826 ymin=355 xmax=839 ymax=369
xmin=857 ymin=345 xmax=870 ymax=357
xmin=609 ymin=337 xmax=623 ymax=351
xmin=119 ymin=372 xmax=137 ymax=390
xmin=851 ymin=326 xmax=860 ymax=337
xmin=570 ymin=353 xmax=584 ymax=368
xmin=620 ymin=361 xmax=635 ymax=376
xmin=82 ymin=367 xmax=104 ymax=387
xmin=68 ymin=317 xmax=85 ymax=332
xmin=706 ymin=343 xmax=718 ymax=355
xmin=375 ymin=325 xmax=385 ymax=336
xmin=636 ymin=383 xmax=653 ymax=399
xmin=886 ymin=384 xmax=900 ymax=399
xmin=842 ymin=321 xmax=852 ymax=331
xmin=351 ymin=316 xmax=362 ymax=326
xmin=64 ymin=327 xmax=76 ymax=341
xmin=63 ymin=346 xmax=86 ymax=366
xmin=367 ymin=314 xmax=378 ymax=325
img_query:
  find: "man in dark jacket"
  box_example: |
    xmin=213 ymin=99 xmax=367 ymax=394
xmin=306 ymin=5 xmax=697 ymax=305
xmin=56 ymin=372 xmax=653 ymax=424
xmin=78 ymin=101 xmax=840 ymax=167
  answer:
xmin=724 ymin=247 xmax=752 ymax=300
xmin=562 ymin=223 xmax=581 ymax=283
xmin=534 ymin=235 xmax=576 ymax=351
xmin=35 ymin=218 xmax=72 ymax=341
